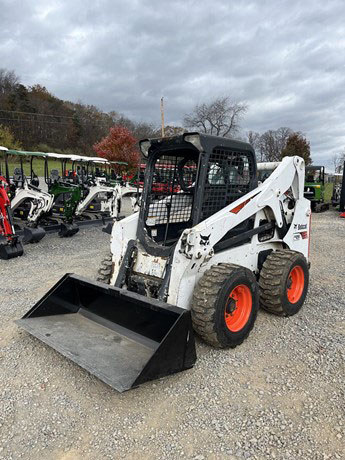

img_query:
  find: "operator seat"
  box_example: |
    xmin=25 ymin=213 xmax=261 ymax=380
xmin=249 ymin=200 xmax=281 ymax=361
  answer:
xmin=30 ymin=173 xmax=39 ymax=187
xmin=13 ymin=168 xmax=25 ymax=187
xmin=50 ymin=169 xmax=60 ymax=183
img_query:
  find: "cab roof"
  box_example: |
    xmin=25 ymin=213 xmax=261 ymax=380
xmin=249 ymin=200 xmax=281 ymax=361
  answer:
xmin=3 ymin=149 xmax=119 ymax=165
xmin=140 ymin=132 xmax=255 ymax=157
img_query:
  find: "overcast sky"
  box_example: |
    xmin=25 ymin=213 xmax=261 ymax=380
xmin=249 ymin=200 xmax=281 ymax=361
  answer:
xmin=1 ymin=0 xmax=344 ymax=166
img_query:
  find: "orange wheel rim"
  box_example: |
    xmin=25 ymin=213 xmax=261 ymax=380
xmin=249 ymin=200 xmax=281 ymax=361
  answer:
xmin=287 ymin=266 xmax=304 ymax=303
xmin=224 ymin=284 xmax=252 ymax=332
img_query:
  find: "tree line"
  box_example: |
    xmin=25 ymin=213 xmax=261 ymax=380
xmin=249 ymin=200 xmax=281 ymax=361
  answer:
xmin=0 ymin=67 xmax=315 ymax=166
xmin=0 ymin=68 xmax=158 ymax=155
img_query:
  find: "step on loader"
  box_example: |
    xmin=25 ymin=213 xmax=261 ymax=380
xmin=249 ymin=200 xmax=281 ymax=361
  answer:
xmin=17 ymin=133 xmax=311 ymax=391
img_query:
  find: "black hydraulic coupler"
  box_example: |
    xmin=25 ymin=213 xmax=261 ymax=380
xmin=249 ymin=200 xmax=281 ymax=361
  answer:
xmin=0 ymin=235 xmax=24 ymax=260
xmin=102 ymin=222 xmax=113 ymax=234
xmin=23 ymin=226 xmax=46 ymax=244
xmin=58 ymin=222 xmax=79 ymax=238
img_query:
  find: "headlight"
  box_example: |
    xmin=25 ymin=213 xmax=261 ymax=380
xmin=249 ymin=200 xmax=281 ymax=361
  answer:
xmin=139 ymin=140 xmax=151 ymax=158
xmin=184 ymin=133 xmax=203 ymax=151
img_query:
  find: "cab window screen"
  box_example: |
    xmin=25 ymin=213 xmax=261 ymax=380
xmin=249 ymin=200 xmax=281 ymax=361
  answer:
xmin=201 ymin=148 xmax=254 ymax=220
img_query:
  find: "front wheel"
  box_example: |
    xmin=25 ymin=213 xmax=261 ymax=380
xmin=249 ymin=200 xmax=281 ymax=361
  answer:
xmin=97 ymin=252 xmax=113 ymax=284
xmin=191 ymin=264 xmax=259 ymax=348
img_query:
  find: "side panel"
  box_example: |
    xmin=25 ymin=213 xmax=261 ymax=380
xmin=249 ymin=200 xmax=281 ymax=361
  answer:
xmin=168 ymin=240 xmax=284 ymax=310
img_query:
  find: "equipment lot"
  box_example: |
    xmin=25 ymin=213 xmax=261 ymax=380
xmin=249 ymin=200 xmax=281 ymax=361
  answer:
xmin=0 ymin=211 xmax=344 ymax=459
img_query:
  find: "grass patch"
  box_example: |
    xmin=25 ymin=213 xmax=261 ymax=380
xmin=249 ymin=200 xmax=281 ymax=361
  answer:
xmin=324 ymin=183 xmax=334 ymax=202
xmin=1 ymin=158 xmax=64 ymax=178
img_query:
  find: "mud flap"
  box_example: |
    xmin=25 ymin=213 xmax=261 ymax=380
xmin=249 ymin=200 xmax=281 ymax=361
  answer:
xmin=23 ymin=226 xmax=46 ymax=244
xmin=0 ymin=236 xmax=24 ymax=260
xmin=58 ymin=222 xmax=79 ymax=238
xmin=16 ymin=274 xmax=196 ymax=392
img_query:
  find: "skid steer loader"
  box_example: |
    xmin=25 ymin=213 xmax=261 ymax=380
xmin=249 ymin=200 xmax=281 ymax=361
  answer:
xmin=17 ymin=133 xmax=311 ymax=391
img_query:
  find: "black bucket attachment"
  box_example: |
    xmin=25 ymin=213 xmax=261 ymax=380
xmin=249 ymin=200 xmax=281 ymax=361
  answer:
xmin=0 ymin=236 xmax=24 ymax=260
xmin=58 ymin=222 xmax=79 ymax=238
xmin=23 ymin=226 xmax=46 ymax=244
xmin=16 ymin=274 xmax=196 ymax=392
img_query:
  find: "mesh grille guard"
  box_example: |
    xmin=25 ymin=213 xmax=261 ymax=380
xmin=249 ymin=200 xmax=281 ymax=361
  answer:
xmin=136 ymin=134 xmax=257 ymax=257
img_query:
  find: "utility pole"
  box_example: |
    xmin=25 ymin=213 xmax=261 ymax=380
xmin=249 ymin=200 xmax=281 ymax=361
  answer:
xmin=160 ymin=97 xmax=165 ymax=137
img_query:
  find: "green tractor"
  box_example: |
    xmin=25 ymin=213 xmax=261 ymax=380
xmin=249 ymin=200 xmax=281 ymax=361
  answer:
xmin=304 ymin=166 xmax=330 ymax=212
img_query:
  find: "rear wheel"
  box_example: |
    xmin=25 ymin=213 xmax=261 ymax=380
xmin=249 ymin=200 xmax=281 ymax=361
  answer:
xmin=259 ymin=249 xmax=309 ymax=316
xmin=97 ymin=253 xmax=113 ymax=284
xmin=191 ymin=264 xmax=259 ymax=348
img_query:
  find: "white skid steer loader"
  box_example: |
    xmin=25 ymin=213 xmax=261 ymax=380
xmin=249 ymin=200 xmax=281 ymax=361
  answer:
xmin=17 ymin=133 xmax=311 ymax=392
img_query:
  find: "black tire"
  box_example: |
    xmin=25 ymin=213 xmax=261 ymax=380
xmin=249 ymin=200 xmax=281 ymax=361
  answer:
xmin=97 ymin=253 xmax=113 ymax=284
xmin=259 ymin=249 xmax=309 ymax=316
xmin=191 ymin=263 xmax=259 ymax=348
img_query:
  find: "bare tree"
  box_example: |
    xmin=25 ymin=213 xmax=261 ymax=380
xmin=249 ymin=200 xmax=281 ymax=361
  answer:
xmin=0 ymin=68 xmax=19 ymax=95
xmin=109 ymin=111 xmax=158 ymax=140
xmin=183 ymin=96 xmax=247 ymax=138
xmin=334 ymin=150 xmax=345 ymax=173
xmin=249 ymin=127 xmax=293 ymax=162
xmin=164 ymin=125 xmax=186 ymax=137
xmin=247 ymin=130 xmax=262 ymax=160
xmin=331 ymin=153 xmax=340 ymax=173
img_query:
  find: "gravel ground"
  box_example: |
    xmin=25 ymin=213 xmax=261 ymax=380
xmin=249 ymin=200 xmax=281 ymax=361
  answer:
xmin=0 ymin=210 xmax=344 ymax=460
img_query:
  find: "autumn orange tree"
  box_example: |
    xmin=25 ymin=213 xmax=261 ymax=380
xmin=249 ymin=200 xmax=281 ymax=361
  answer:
xmin=93 ymin=125 xmax=140 ymax=169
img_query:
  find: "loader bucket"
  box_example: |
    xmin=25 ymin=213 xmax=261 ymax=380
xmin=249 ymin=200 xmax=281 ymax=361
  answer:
xmin=16 ymin=274 xmax=196 ymax=392
xmin=58 ymin=222 xmax=79 ymax=238
xmin=0 ymin=237 xmax=24 ymax=260
xmin=23 ymin=226 xmax=46 ymax=244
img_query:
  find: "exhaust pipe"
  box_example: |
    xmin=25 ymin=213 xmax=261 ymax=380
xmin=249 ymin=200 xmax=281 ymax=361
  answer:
xmin=16 ymin=274 xmax=196 ymax=391
xmin=23 ymin=226 xmax=46 ymax=244
xmin=58 ymin=222 xmax=79 ymax=238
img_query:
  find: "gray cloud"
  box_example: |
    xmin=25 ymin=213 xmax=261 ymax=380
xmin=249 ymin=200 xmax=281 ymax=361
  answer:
xmin=1 ymin=0 xmax=345 ymax=166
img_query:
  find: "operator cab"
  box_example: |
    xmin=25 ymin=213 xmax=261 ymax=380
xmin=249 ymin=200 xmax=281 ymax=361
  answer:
xmin=138 ymin=133 xmax=257 ymax=254
xmin=305 ymin=166 xmax=324 ymax=184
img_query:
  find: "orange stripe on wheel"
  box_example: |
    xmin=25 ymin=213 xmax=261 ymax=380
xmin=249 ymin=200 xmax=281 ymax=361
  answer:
xmin=287 ymin=266 xmax=305 ymax=303
xmin=225 ymin=284 xmax=252 ymax=332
